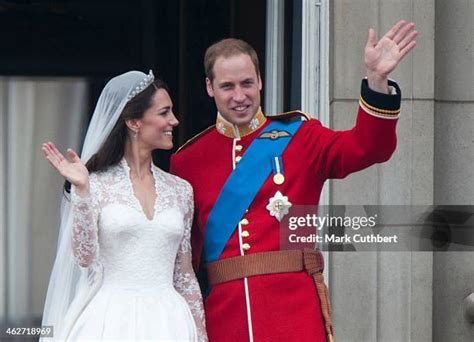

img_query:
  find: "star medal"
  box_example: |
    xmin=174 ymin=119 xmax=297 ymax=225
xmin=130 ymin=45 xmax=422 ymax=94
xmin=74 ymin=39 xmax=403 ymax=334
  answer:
xmin=266 ymin=191 xmax=292 ymax=222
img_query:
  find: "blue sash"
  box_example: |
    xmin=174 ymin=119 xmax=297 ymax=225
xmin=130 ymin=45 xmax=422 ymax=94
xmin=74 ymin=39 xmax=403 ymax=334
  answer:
xmin=204 ymin=119 xmax=303 ymax=262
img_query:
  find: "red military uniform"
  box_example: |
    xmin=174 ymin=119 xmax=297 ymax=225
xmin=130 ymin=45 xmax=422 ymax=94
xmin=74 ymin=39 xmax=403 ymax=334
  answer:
xmin=170 ymin=79 xmax=401 ymax=342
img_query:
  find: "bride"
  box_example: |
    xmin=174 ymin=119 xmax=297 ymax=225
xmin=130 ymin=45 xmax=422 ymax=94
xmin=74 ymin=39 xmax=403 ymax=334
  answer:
xmin=40 ymin=70 xmax=207 ymax=341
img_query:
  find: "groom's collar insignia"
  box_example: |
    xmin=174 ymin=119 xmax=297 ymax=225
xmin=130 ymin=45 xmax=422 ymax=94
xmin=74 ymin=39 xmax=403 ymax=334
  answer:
xmin=215 ymin=108 xmax=266 ymax=139
xmin=258 ymin=130 xmax=291 ymax=140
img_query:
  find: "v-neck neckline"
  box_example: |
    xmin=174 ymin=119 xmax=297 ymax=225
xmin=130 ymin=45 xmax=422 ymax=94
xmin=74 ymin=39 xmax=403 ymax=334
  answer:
xmin=121 ymin=158 xmax=159 ymax=222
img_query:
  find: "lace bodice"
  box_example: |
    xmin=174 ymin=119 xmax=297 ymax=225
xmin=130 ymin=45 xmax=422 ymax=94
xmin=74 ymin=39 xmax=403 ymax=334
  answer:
xmin=70 ymin=159 xmax=207 ymax=341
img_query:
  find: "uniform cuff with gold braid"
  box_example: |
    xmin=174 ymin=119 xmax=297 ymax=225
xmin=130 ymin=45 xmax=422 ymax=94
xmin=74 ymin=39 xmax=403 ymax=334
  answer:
xmin=359 ymin=78 xmax=401 ymax=119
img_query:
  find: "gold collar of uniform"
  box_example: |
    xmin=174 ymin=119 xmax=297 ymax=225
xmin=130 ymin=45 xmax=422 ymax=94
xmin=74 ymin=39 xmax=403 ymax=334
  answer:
xmin=215 ymin=108 xmax=267 ymax=139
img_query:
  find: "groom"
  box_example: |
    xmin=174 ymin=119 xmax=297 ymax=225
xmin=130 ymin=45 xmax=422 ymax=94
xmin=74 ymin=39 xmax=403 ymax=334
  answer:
xmin=171 ymin=20 xmax=417 ymax=342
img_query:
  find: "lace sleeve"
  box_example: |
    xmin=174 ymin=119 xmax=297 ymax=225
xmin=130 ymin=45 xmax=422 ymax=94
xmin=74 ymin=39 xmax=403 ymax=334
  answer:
xmin=70 ymin=173 xmax=100 ymax=268
xmin=173 ymin=183 xmax=208 ymax=342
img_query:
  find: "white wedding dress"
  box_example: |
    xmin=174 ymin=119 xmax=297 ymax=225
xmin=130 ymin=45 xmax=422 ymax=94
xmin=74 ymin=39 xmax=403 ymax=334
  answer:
xmin=64 ymin=159 xmax=206 ymax=341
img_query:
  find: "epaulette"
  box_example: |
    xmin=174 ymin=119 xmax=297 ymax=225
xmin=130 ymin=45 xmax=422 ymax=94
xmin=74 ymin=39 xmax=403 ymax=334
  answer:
xmin=176 ymin=125 xmax=215 ymax=153
xmin=267 ymin=109 xmax=312 ymax=122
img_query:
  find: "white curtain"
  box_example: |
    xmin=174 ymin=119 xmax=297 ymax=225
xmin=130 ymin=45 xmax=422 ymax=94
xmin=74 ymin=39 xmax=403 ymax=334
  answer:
xmin=0 ymin=77 xmax=88 ymax=323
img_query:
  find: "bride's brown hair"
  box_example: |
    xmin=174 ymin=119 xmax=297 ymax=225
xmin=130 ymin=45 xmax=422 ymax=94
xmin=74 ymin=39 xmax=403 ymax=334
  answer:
xmin=64 ymin=79 xmax=170 ymax=194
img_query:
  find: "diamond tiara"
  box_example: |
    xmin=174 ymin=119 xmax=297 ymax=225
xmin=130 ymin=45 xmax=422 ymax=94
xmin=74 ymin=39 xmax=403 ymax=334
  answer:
xmin=127 ymin=70 xmax=155 ymax=101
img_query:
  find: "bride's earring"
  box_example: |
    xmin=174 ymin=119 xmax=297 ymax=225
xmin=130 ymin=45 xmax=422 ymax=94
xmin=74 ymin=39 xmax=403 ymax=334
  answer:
xmin=134 ymin=130 xmax=139 ymax=139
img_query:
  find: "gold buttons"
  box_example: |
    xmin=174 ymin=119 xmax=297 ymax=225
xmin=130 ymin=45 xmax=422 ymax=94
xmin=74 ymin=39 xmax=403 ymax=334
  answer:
xmin=241 ymin=230 xmax=250 ymax=238
xmin=235 ymin=156 xmax=242 ymax=163
xmin=242 ymin=243 xmax=251 ymax=251
xmin=235 ymin=145 xmax=243 ymax=152
xmin=240 ymin=218 xmax=249 ymax=225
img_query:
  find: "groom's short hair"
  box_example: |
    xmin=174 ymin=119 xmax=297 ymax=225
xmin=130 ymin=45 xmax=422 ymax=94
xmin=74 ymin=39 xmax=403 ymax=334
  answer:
xmin=204 ymin=38 xmax=260 ymax=82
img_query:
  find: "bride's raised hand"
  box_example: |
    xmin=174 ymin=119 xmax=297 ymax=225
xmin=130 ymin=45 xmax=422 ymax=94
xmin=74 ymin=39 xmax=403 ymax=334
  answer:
xmin=42 ymin=142 xmax=90 ymax=195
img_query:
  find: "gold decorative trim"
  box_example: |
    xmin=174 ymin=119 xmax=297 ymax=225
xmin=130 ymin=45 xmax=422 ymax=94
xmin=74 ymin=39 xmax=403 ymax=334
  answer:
xmin=216 ymin=108 xmax=267 ymax=138
xmin=270 ymin=109 xmax=311 ymax=121
xmin=359 ymin=96 xmax=400 ymax=115
xmin=359 ymin=99 xmax=400 ymax=120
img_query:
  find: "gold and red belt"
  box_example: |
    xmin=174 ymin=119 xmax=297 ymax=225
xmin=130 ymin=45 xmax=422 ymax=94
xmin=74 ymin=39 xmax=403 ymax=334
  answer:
xmin=207 ymin=249 xmax=334 ymax=342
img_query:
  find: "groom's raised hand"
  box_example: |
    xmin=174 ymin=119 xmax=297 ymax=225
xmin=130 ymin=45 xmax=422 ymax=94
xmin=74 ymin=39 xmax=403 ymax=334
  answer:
xmin=364 ymin=20 xmax=417 ymax=93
